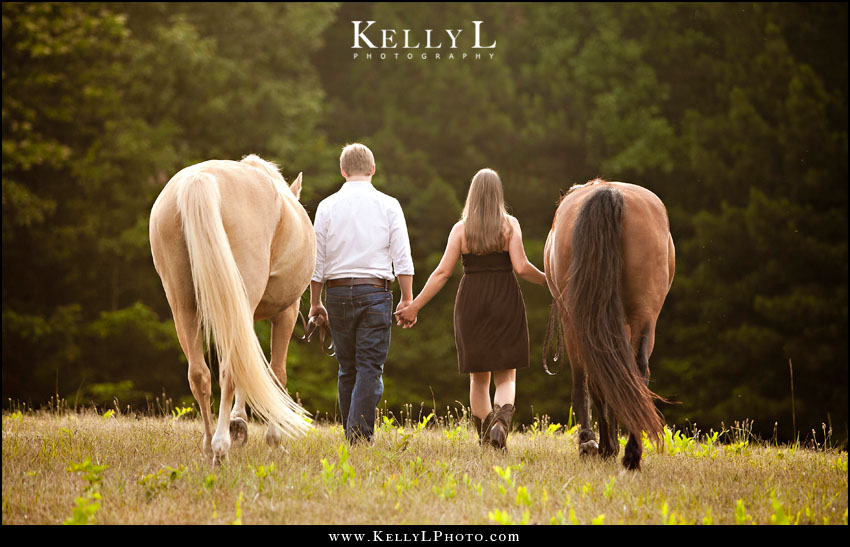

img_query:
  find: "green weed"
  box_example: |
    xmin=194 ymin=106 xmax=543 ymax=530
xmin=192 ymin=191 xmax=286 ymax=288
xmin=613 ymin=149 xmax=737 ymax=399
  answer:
xmin=232 ymin=491 xmax=243 ymax=525
xmin=432 ymin=473 xmax=457 ymax=501
xmin=252 ymin=463 xmax=276 ymax=493
xmin=170 ymin=406 xmax=194 ymax=421
xmin=603 ymin=476 xmax=615 ymax=500
xmin=591 ymin=514 xmax=605 ymax=525
xmin=735 ymin=499 xmax=753 ymax=524
xmin=320 ymin=443 xmax=356 ymax=492
xmin=138 ymin=464 xmax=186 ymax=501
xmin=64 ymin=458 xmax=108 ymax=525
xmin=550 ymin=507 xmax=580 ymax=525
xmin=769 ymin=490 xmax=792 ymax=525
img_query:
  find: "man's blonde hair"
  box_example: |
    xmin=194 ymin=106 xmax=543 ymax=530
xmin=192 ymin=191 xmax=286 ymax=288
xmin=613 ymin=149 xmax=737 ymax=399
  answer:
xmin=461 ymin=168 xmax=512 ymax=254
xmin=340 ymin=143 xmax=375 ymax=177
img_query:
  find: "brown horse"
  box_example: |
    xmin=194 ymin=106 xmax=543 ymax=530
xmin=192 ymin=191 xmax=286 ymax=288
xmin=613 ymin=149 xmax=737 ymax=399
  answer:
xmin=544 ymin=179 xmax=675 ymax=470
xmin=149 ymin=155 xmax=315 ymax=465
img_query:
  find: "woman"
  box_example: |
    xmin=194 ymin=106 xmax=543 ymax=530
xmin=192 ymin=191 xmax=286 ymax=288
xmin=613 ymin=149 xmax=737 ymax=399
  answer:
xmin=395 ymin=168 xmax=547 ymax=450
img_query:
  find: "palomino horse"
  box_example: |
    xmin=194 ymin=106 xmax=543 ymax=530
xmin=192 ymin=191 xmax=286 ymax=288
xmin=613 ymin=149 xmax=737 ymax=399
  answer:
xmin=149 ymin=155 xmax=315 ymax=465
xmin=544 ymin=179 xmax=674 ymax=470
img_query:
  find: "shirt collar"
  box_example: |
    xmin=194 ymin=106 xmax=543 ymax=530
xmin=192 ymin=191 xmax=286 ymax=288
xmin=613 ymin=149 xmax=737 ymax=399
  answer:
xmin=341 ymin=180 xmax=374 ymax=191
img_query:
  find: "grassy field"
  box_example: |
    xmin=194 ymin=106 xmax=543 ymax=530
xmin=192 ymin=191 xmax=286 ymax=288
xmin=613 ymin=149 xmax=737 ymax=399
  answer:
xmin=2 ymin=406 xmax=847 ymax=526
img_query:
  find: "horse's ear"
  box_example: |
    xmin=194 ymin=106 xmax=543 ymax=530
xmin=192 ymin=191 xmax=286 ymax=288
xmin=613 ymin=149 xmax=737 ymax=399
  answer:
xmin=290 ymin=172 xmax=303 ymax=200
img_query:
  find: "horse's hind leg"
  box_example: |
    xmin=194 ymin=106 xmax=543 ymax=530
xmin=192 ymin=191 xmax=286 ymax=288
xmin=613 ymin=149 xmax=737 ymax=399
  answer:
xmin=597 ymin=402 xmax=619 ymax=459
xmin=226 ymin=248 xmax=273 ymax=449
xmin=623 ymin=432 xmax=643 ymax=470
xmin=211 ymin=364 xmax=236 ymax=466
xmin=175 ymin=312 xmax=216 ymax=458
xmin=622 ymin=322 xmax=655 ymax=470
xmin=229 ymin=390 xmax=249 ymax=449
xmin=162 ymin=274 xmax=216 ymax=459
xmin=571 ymin=363 xmax=599 ymax=457
xmin=264 ymin=301 xmax=299 ymax=447
xmin=630 ymin=321 xmax=655 ymax=385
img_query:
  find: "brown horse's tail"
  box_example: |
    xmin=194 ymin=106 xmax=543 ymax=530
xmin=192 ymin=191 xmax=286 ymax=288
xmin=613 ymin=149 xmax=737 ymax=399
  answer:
xmin=565 ymin=186 xmax=664 ymax=442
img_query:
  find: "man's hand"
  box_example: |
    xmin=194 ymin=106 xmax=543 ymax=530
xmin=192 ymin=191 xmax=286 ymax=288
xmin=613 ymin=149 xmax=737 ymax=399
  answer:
xmin=309 ymin=304 xmax=328 ymax=327
xmin=394 ymin=300 xmax=418 ymax=328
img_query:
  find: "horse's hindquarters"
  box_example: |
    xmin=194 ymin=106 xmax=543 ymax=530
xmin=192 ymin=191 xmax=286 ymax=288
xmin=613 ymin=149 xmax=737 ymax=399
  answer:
xmin=150 ymin=158 xmax=314 ymax=463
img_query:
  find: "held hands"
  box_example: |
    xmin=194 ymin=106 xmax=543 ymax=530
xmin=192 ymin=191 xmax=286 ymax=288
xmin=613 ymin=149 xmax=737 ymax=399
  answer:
xmin=394 ymin=300 xmax=418 ymax=329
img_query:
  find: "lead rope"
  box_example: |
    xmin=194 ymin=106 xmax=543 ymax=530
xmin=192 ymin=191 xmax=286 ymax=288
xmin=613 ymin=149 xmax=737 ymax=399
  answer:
xmin=298 ymin=311 xmax=335 ymax=357
xmin=542 ymin=298 xmax=565 ymax=375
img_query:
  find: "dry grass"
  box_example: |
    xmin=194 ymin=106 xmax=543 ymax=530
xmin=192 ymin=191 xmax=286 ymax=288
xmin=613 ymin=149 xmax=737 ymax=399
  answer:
xmin=2 ymin=408 xmax=847 ymax=525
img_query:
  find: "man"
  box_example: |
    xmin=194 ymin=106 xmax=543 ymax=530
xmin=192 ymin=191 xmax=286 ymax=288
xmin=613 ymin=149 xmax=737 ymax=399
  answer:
xmin=309 ymin=143 xmax=414 ymax=444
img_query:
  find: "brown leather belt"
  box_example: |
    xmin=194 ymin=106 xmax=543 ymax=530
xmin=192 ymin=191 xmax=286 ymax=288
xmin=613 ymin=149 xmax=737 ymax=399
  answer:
xmin=326 ymin=277 xmax=391 ymax=289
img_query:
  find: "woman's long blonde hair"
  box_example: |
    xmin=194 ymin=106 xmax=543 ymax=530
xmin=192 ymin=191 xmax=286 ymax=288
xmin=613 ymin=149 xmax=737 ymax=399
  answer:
xmin=461 ymin=168 xmax=512 ymax=254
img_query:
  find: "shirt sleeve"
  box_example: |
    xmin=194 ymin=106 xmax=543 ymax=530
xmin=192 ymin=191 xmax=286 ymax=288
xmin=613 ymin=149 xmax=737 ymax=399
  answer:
xmin=388 ymin=198 xmax=414 ymax=277
xmin=312 ymin=201 xmax=328 ymax=283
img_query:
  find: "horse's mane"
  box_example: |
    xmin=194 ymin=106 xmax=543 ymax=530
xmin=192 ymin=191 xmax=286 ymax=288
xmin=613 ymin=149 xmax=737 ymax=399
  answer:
xmin=556 ymin=178 xmax=608 ymax=206
xmin=241 ymin=154 xmax=285 ymax=183
xmin=240 ymin=154 xmax=293 ymax=201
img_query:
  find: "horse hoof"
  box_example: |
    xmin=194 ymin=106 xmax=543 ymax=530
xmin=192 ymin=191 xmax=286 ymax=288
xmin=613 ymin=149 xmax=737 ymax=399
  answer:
xmin=229 ymin=417 xmax=249 ymax=448
xmin=622 ymin=454 xmax=641 ymax=471
xmin=579 ymin=440 xmax=599 ymax=457
xmin=265 ymin=424 xmax=282 ymax=448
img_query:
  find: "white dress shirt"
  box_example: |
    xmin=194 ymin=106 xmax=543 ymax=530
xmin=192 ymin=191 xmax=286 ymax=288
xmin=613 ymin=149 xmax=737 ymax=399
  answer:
xmin=312 ymin=180 xmax=414 ymax=283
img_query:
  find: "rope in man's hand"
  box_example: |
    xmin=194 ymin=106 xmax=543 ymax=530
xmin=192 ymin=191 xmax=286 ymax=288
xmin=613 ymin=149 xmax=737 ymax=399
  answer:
xmin=298 ymin=311 xmax=335 ymax=356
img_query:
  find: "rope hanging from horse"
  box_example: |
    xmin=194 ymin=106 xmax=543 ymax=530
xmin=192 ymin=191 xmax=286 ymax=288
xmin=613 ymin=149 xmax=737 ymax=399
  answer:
xmin=542 ymin=298 xmax=565 ymax=375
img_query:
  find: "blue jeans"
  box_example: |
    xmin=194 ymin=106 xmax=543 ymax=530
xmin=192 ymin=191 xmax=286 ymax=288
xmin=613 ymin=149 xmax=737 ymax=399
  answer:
xmin=326 ymin=284 xmax=392 ymax=443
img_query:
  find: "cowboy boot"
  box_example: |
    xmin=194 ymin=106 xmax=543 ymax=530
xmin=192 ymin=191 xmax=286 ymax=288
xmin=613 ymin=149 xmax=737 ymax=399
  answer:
xmin=489 ymin=404 xmax=515 ymax=450
xmin=472 ymin=411 xmax=496 ymax=446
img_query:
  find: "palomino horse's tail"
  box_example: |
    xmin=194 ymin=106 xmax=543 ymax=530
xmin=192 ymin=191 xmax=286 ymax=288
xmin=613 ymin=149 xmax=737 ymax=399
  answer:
xmin=565 ymin=186 xmax=664 ymax=442
xmin=175 ymin=168 xmax=310 ymax=439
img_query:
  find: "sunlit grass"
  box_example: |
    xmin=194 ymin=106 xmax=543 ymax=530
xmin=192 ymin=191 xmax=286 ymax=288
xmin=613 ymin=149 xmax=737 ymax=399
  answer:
xmin=2 ymin=407 xmax=846 ymax=525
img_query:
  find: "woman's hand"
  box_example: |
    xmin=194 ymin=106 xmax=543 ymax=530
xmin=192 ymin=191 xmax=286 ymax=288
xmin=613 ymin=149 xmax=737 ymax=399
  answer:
xmin=394 ymin=301 xmax=419 ymax=328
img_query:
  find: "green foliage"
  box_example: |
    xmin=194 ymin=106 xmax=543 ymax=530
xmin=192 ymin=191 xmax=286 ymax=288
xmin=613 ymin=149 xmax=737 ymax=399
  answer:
xmin=64 ymin=458 xmax=108 ymax=525
xmin=551 ymin=507 xmax=580 ymax=525
xmin=590 ymin=514 xmax=605 ymax=525
xmin=735 ymin=499 xmax=753 ymax=525
xmin=394 ymin=412 xmax=435 ymax=451
xmin=232 ymin=491 xmax=244 ymax=525
xmin=252 ymin=463 xmax=276 ymax=493
xmin=170 ymin=406 xmax=194 ymax=421
xmin=64 ymin=493 xmax=102 ymax=526
xmin=769 ymin=490 xmax=792 ymax=525
xmin=319 ymin=443 xmax=356 ymax=492
xmin=138 ymin=464 xmax=187 ymax=501
xmin=432 ymin=473 xmax=457 ymax=501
